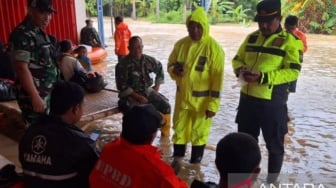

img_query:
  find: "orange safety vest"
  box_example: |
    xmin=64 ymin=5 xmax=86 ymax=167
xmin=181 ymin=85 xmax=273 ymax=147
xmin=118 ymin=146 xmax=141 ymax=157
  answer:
xmin=89 ymin=137 xmax=188 ymax=188
xmin=293 ymin=28 xmax=307 ymax=53
xmin=114 ymin=22 xmax=132 ymax=56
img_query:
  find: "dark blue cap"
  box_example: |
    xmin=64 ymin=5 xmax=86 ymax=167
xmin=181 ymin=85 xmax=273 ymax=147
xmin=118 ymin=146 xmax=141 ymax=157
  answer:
xmin=28 ymin=0 xmax=56 ymax=13
xmin=254 ymin=0 xmax=281 ymax=22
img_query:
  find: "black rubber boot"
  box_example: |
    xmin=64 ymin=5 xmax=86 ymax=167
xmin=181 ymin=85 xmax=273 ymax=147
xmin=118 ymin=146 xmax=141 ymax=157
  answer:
xmin=171 ymin=144 xmax=186 ymax=174
xmin=173 ymin=144 xmax=186 ymax=157
xmin=267 ymin=153 xmax=284 ymax=183
xmin=190 ymin=145 xmax=205 ymax=164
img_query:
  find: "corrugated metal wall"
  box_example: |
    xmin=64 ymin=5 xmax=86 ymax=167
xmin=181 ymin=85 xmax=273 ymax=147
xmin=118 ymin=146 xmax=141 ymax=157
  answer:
xmin=0 ymin=0 xmax=78 ymax=45
xmin=0 ymin=0 xmax=27 ymax=45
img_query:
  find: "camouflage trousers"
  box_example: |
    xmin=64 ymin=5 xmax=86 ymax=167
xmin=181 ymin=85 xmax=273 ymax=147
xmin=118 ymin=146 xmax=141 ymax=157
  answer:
xmin=17 ymin=95 xmax=50 ymax=126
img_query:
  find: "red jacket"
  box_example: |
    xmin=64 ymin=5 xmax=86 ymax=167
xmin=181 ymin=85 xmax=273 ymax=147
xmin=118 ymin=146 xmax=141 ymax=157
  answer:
xmin=89 ymin=137 xmax=188 ymax=188
xmin=114 ymin=22 xmax=132 ymax=56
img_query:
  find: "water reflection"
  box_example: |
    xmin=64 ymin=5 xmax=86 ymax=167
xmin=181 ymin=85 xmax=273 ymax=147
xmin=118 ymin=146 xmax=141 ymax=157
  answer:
xmin=90 ymin=21 xmax=336 ymax=186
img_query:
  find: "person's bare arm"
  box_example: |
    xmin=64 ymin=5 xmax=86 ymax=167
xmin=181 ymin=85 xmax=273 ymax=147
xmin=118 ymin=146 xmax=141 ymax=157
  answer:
xmin=130 ymin=92 xmax=148 ymax=104
xmin=15 ymin=62 xmax=46 ymax=112
xmin=152 ymin=84 xmax=160 ymax=92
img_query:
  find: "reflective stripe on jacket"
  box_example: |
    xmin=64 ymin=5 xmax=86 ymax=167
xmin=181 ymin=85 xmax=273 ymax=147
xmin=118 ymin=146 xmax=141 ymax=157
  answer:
xmin=23 ymin=169 xmax=78 ymax=181
xmin=19 ymin=115 xmax=99 ymax=188
xmin=232 ymin=29 xmax=303 ymax=101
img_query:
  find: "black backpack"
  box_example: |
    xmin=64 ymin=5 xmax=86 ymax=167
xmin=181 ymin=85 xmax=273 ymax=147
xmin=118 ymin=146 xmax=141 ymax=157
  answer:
xmin=69 ymin=71 xmax=106 ymax=93
xmin=85 ymin=72 xmax=107 ymax=93
xmin=0 ymin=80 xmax=16 ymax=101
xmin=69 ymin=70 xmax=88 ymax=88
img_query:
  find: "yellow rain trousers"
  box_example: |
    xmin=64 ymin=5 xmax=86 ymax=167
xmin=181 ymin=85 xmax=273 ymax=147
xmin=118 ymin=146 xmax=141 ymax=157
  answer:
xmin=172 ymin=109 xmax=212 ymax=145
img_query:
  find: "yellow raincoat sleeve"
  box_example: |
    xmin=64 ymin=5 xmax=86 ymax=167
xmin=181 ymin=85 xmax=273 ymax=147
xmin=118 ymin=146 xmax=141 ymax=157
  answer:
xmin=167 ymin=40 xmax=182 ymax=81
xmin=208 ymin=45 xmax=225 ymax=112
xmin=265 ymin=35 xmax=303 ymax=85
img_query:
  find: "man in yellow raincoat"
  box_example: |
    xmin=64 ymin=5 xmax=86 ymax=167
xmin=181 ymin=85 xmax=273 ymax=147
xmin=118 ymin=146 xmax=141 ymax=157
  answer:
xmin=167 ymin=7 xmax=225 ymax=169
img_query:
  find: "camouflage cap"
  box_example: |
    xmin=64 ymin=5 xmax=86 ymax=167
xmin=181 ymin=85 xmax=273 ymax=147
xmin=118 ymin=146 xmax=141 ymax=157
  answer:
xmin=28 ymin=0 xmax=56 ymax=13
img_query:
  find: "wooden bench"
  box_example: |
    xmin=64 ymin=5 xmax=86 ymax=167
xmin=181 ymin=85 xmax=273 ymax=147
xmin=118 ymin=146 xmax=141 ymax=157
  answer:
xmin=0 ymin=89 xmax=120 ymax=141
xmin=0 ymin=89 xmax=120 ymax=170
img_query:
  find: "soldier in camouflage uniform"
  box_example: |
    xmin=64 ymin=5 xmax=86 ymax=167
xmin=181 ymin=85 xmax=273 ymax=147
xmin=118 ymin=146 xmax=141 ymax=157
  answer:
xmin=115 ymin=36 xmax=172 ymax=137
xmin=80 ymin=19 xmax=103 ymax=47
xmin=9 ymin=0 xmax=59 ymax=125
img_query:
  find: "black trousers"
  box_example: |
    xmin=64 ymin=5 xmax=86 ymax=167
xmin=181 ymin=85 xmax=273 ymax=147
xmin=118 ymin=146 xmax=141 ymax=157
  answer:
xmin=235 ymin=93 xmax=288 ymax=174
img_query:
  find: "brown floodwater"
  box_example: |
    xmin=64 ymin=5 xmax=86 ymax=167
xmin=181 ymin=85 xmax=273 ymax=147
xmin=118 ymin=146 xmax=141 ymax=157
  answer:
xmin=89 ymin=19 xmax=336 ymax=187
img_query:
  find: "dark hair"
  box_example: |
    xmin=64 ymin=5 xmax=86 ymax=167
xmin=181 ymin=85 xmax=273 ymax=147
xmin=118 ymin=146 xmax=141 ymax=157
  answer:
xmin=50 ymin=81 xmax=85 ymax=115
xmin=74 ymin=46 xmax=87 ymax=54
xmin=285 ymin=15 xmax=298 ymax=26
xmin=85 ymin=19 xmax=92 ymax=25
xmin=115 ymin=16 xmax=123 ymax=24
xmin=128 ymin=36 xmax=143 ymax=47
xmin=215 ymin=132 xmax=261 ymax=183
xmin=121 ymin=104 xmax=162 ymax=144
xmin=59 ymin=40 xmax=72 ymax=53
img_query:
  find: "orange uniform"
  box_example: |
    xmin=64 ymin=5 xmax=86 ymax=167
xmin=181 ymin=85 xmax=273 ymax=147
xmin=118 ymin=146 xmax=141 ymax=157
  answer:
xmin=89 ymin=137 xmax=188 ymax=188
xmin=114 ymin=22 xmax=132 ymax=56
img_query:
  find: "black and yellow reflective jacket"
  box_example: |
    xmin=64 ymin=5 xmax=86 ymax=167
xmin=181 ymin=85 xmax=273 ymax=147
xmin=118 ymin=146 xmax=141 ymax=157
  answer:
xmin=232 ymin=27 xmax=303 ymax=101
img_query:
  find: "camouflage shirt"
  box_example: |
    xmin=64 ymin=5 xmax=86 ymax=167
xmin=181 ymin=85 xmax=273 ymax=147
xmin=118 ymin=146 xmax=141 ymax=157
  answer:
xmin=80 ymin=26 xmax=102 ymax=47
xmin=115 ymin=54 xmax=165 ymax=98
xmin=9 ymin=17 xmax=59 ymax=122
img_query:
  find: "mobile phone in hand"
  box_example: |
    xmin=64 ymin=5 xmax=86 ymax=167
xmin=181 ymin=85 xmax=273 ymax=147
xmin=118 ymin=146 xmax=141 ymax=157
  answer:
xmin=90 ymin=129 xmax=101 ymax=141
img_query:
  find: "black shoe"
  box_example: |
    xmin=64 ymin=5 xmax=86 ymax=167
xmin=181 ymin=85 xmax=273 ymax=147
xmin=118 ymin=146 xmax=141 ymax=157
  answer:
xmin=190 ymin=145 xmax=205 ymax=164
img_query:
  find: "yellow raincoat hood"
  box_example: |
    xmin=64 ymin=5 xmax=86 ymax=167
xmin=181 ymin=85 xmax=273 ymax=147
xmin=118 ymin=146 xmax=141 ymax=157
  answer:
xmin=187 ymin=7 xmax=210 ymax=40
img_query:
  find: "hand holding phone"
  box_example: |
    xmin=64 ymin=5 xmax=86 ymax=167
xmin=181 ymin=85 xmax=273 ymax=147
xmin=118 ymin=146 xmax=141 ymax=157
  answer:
xmin=173 ymin=62 xmax=185 ymax=76
xmin=90 ymin=129 xmax=102 ymax=141
xmin=242 ymin=71 xmax=261 ymax=83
